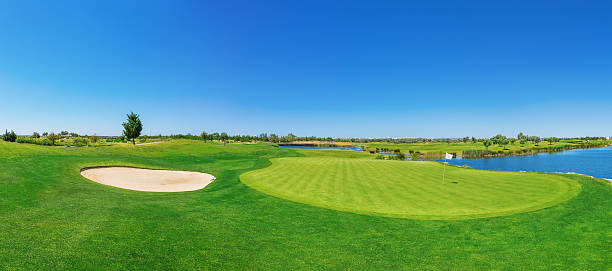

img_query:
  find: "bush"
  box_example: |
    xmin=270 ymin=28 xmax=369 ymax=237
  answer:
xmin=47 ymin=133 xmax=60 ymax=145
xmin=2 ymin=130 xmax=17 ymax=142
xmin=71 ymin=137 xmax=89 ymax=147
xmin=15 ymin=137 xmax=53 ymax=146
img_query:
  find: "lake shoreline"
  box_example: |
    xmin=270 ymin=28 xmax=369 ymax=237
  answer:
xmin=443 ymin=146 xmax=612 ymax=180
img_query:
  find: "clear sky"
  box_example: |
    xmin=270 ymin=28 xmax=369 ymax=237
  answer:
xmin=1 ymin=1 xmax=611 ymax=138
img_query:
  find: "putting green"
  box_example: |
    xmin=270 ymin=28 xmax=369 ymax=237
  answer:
xmin=240 ymin=157 xmax=581 ymax=219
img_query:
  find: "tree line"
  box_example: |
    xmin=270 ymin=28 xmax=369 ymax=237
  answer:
xmin=3 ymin=112 xmax=609 ymax=147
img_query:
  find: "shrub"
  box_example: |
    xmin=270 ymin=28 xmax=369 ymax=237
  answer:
xmin=2 ymin=130 xmax=17 ymax=142
xmin=71 ymin=137 xmax=89 ymax=147
xmin=47 ymin=133 xmax=60 ymax=145
xmin=15 ymin=137 xmax=53 ymax=146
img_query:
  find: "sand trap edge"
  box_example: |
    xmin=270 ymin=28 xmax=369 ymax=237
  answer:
xmin=80 ymin=166 xmax=216 ymax=192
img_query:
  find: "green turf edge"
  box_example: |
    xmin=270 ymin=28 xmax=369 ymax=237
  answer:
xmin=239 ymin=159 xmax=583 ymax=220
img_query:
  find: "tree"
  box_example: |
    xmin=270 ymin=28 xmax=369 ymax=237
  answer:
xmin=42 ymin=132 xmax=48 ymax=137
xmin=122 ymin=112 xmax=143 ymax=145
xmin=462 ymin=136 xmax=470 ymax=143
xmin=32 ymin=132 xmax=40 ymax=138
xmin=220 ymin=132 xmax=229 ymax=145
xmin=269 ymin=134 xmax=279 ymax=143
xmin=2 ymin=130 xmax=17 ymax=142
xmin=547 ymin=137 xmax=559 ymax=145
xmin=90 ymin=134 xmax=100 ymax=143
xmin=517 ymin=132 xmax=527 ymax=141
xmin=47 ymin=133 xmax=60 ymax=145
xmin=500 ymin=138 xmax=510 ymax=150
xmin=396 ymin=152 xmax=406 ymax=160
xmin=200 ymin=131 xmax=208 ymax=142
xmin=490 ymin=134 xmax=507 ymax=145
xmin=531 ymin=136 xmax=541 ymax=146
xmin=259 ymin=133 xmax=268 ymax=142
xmin=483 ymin=139 xmax=492 ymax=150
xmin=60 ymin=131 xmax=69 ymax=137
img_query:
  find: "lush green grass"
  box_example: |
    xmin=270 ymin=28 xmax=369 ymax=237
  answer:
xmin=241 ymin=157 xmax=581 ymax=219
xmin=365 ymin=140 xmax=610 ymax=156
xmin=1 ymin=140 xmax=610 ymax=270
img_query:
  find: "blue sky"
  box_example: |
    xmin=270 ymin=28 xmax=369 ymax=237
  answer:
xmin=1 ymin=1 xmax=611 ymax=138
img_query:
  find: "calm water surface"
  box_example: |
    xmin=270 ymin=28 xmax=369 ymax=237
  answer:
xmin=441 ymin=146 xmax=612 ymax=179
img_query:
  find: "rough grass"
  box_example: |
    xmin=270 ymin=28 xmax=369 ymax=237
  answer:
xmin=365 ymin=140 xmax=609 ymax=155
xmin=0 ymin=140 xmax=610 ymax=270
xmin=240 ymin=157 xmax=581 ymax=219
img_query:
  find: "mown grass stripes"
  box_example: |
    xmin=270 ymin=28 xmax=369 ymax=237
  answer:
xmin=241 ymin=157 xmax=581 ymax=219
xmin=1 ymin=140 xmax=608 ymax=270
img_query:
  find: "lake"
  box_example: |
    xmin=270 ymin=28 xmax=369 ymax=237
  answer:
xmin=441 ymin=146 xmax=612 ymax=179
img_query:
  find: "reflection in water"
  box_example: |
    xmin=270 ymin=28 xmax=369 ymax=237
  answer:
xmin=439 ymin=146 xmax=612 ymax=179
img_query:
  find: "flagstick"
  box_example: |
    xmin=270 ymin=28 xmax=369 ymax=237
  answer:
xmin=442 ymin=158 xmax=446 ymax=184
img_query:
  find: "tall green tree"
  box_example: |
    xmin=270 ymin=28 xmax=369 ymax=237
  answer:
xmin=200 ymin=131 xmax=208 ymax=142
xmin=547 ymin=137 xmax=559 ymax=145
xmin=122 ymin=112 xmax=143 ymax=145
xmin=2 ymin=130 xmax=17 ymax=142
xmin=483 ymin=139 xmax=492 ymax=150
xmin=220 ymin=132 xmax=229 ymax=146
xmin=47 ymin=133 xmax=60 ymax=145
xmin=530 ymin=136 xmax=541 ymax=146
xmin=269 ymin=134 xmax=279 ymax=143
xmin=501 ymin=138 xmax=510 ymax=149
xmin=490 ymin=134 xmax=507 ymax=145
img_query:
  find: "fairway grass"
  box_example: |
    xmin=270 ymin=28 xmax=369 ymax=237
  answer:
xmin=240 ymin=157 xmax=581 ymax=219
xmin=1 ymin=140 xmax=610 ymax=270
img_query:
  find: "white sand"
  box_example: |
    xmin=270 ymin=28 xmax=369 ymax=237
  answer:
xmin=81 ymin=167 xmax=215 ymax=192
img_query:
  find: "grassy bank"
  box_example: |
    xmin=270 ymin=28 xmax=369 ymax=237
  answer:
xmin=0 ymin=140 xmax=610 ymax=270
xmin=364 ymin=139 xmax=610 ymax=158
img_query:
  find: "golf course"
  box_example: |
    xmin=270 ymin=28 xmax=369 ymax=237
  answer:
xmin=1 ymin=140 xmax=609 ymax=270
xmin=2 ymin=2 xmax=612 ymax=269
xmin=241 ymin=157 xmax=581 ymax=219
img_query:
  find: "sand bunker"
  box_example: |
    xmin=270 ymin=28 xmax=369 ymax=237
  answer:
xmin=81 ymin=167 xmax=216 ymax=192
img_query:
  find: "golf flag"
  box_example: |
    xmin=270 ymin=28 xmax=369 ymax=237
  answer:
xmin=445 ymin=153 xmax=453 ymax=160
